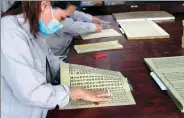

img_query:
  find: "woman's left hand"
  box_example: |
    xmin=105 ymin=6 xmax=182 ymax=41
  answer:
xmin=92 ymin=17 xmax=103 ymax=24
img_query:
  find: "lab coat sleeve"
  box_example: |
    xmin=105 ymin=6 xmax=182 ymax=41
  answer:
xmin=47 ymin=46 xmax=62 ymax=77
xmin=1 ymin=28 xmax=70 ymax=109
xmin=70 ymin=10 xmax=93 ymax=22
xmin=61 ymin=17 xmax=96 ymax=36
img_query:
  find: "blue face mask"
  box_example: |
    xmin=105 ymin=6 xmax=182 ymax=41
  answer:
xmin=39 ymin=7 xmax=63 ymax=35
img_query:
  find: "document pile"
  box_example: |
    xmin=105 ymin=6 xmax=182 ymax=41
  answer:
xmin=113 ymin=11 xmax=172 ymax=40
xmin=118 ymin=20 xmax=169 ymax=40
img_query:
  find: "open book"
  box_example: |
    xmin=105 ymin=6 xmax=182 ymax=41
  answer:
xmin=113 ymin=11 xmax=175 ymax=22
xmin=118 ymin=20 xmax=170 ymax=40
xmin=144 ymin=56 xmax=184 ymax=112
xmin=60 ymin=63 xmax=136 ymax=109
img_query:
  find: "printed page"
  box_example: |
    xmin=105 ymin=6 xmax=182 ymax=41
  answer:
xmin=118 ymin=20 xmax=169 ymax=40
xmin=68 ymin=63 xmax=125 ymax=78
xmin=60 ymin=63 xmax=135 ymax=109
xmin=144 ymin=56 xmax=184 ymax=71
xmin=81 ymin=29 xmax=122 ymax=40
xmin=74 ymin=40 xmax=123 ymax=54
xmin=144 ymin=56 xmax=184 ymax=112
xmin=156 ymin=70 xmax=184 ymax=112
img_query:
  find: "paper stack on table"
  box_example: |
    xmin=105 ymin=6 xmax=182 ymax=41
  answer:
xmin=144 ymin=56 xmax=184 ymax=112
xmin=118 ymin=20 xmax=170 ymax=40
xmin=74 ymin=40 xmax=123 ymax=54
xmin=81 ymin=29 xmax=122 ymax=40
xmin=60 ymin=63 xmax=136 ymax=109
xmin=113 ymin=11 xmax=175 ymax=22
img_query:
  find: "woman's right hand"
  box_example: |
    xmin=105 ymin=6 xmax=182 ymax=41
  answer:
xmin=70 ymin=87 xmax=111 ymax=102
xmin=95 ymin=24 xmax=103 ymax=32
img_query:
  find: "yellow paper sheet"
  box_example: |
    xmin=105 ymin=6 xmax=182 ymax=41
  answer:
xmin=118 ymin=20 xmax=170 ymax=40
xmin=144 ymin=56 xmax=184 ymax=112
xmin=81 ymin=29 xmax=122 ymax=40
xmin=60 ymin=63 xmax=136 ymax=109
xmin=74 ymin=40 xmax=123 ymax=54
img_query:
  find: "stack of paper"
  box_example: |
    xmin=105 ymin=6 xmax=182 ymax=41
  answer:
xmin=144 ymin=56 xmax=184 ymax=112
xmin=60 ymin=63 xmax=136 ymax=109
xmin=81 ymin=29 xmax=122 ymax=40
xmin=113 ymin=11 xmax=175 ymax=22
xmin=74 ymin=40 xmax=123 ymax=54
xmin=118 ymin=20 xmax=170 ymax=40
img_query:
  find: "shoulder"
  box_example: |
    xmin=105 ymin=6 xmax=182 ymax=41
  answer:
xmin=1 ymin=15 xmax=19 ymax=29
xmin=1 ymin=15 xmax=30 ymax=55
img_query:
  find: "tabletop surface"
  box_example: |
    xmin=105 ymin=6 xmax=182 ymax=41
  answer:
xmin=47 ymin=15 xmax=184 ymax=118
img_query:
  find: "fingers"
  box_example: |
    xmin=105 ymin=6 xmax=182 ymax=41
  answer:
xmin=96 ymin=25 xmax=103 ymax=32
xmin=95 ymin=97 xmax=111 ymax=102
xmin=97 ymin=92 xmax=110 ymax=97
xmin=95 ymin=90 xmax=111 ymax=102
xmin=78 ymin=88 xmax=112 ymax=103
xmin=99 ymin=25 xmax=103 ymax=30
xmin=93 ymin=17 xmax=103 ymax=23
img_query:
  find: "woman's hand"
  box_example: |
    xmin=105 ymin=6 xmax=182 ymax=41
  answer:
xmin=92 ymin=1 xmax=103 ymax=6
xmin=95 ymin=24 xmax=103 ymax=32
xmin=70 ymin=87 xmax=111 ymax=102
xmin=92 ymin=17 xmax=102 ymax=24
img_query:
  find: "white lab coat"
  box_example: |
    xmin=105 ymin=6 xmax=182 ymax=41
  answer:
xmin=43 ymin=11 xmax=96 ymax=57
xmin=104 ymin=1 xmax=125 ymax=5
xmin=1 ymin=14 xmax=70 ymax=118
xmin=1 ymin=0 xmax=14 ymax=13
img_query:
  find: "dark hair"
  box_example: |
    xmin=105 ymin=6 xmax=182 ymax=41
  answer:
xmin=51 ymin=1 xmax=81 ymax=9
xmin=2 ymin=1 xmax=81 ymax=35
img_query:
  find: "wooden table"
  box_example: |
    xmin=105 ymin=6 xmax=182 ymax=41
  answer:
xmin=47 ymin=15 xmax=184 ymax=118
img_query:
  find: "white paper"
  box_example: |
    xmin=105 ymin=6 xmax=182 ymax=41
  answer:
xmin=150 ymin=72 xmax=167 ymax=91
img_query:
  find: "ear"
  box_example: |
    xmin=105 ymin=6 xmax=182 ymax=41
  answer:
xmin=41 ymin=1 xmax=51 ymax=12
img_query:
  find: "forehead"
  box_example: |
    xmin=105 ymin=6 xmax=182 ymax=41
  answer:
xmin=52 ymin=8 xmax=68 ymax=19
xmin=66 ymin=5 xmax=77 ymax=9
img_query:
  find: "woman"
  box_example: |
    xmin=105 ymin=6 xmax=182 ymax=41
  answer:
xmin=41 ymin=1 xmax=103 ymax=58
xmin=1 ymin=1 xmax=110 ymax=118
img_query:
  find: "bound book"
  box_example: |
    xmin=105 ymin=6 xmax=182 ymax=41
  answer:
xmin=118 ymin=20 xmax=169 ymax=40
xmin=60 ymin=63 xmax=136 ymax=109
xmin=144 ymin=56 xmax=184 ymax=112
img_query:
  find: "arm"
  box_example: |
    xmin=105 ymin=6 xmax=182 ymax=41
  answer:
xmin=61 ymin=17 xmax=96 ymax=36
xmin=1 ymin=28 xmax=70 ymax=109
xmin=70 ymin=11 xmax=93 ymax=22
xmin=47 ymin=46 xmax=62 ymax=78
